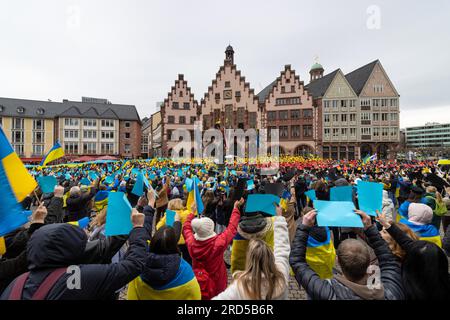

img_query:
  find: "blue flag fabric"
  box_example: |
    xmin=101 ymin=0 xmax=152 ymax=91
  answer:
xmin=37 ymin=176 xmax=57 ymax=193
xmin=357 ymin=181 xmax=383 ymax=216
xmin=314 ymin=200 xmax=363 ymax=228
xmin=80 ymin=178 xmax=91 ymax=186
xmin=105 ymin=192 xmax=133 ymax=236
xmin=330 ymin=186 xmax=353 ymax=202
xmin=245 ymin=194 xmax=281 ymax=216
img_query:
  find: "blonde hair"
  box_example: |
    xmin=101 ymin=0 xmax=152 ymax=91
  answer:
xmin=426 ymin=186 xmax=443 ymax=203
xmin=168 ymin=198 xmax=184 ymax=211
xmin=233 ymin=239 xmax=286 ymax=300
xmin=385 ymin=222 xmax=419 ymax=260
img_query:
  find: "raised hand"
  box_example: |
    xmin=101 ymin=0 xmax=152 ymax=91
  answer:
xmin=131 ymin=208 xmax=145 ymax=228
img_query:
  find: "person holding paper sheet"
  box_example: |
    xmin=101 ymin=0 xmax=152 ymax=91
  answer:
xmin=290 ymin=209 xmax=404 ymax=300
xmin=213 ymin=203 xmax=290 ymax=300
xmin=1 ymin=209 xmax=149 ymax=300
xmin=66 ymin=179 xmax=98 ymax=222
xmin=156 ymin=198 xmax=192 ymax=265
xmin=183 ymin=199 xmax=243 ymax=300
xmin=377 ymin=211 xmax=450 ymax=300
xmin=127 ymin=214 xmax=201 ymax=300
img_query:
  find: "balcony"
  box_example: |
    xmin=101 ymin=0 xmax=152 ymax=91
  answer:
xmin=360 ymin=105 xmax=371 ymax=111
xmin=361 ymin=135 xmax=372 ymax=140
xmin=361 ymin=120 xmax=371 ymax=125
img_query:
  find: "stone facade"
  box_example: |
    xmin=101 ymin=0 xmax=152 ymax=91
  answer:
xmin=261 ymin=65 xmax=316 ymax=155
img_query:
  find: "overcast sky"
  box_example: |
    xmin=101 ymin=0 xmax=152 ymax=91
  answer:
xmin=1 ymin=0 xmax=449 ymax=128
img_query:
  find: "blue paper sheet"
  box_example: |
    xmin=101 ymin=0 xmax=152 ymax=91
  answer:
xmin=245 ymin=194 xmax=281 ymax=216
xmin=357 ymin=181 xmax=383 ymax=216
xmin=88 ymin=171 xmax=98 ymax=181
xmin=105 ymin=192 xmax=133 ymax=236
xmin=37 ymin=176 xmax=57 ymax=193
xmin=305 ymin=190 xmax=317 ymax=201
xmin=165 ymin=209 xmax=176 ymax=227
xmin=80 ymin=178 xmax=91 ymax=186
xmin=330 ymin=186 xmax=353 ymax=202
xmin=246 ymin=179 xmax=255 ymax=190
xmin=104 ymin=175 xmax=114 ymax=185
xmin=131 ymin=172 xmax=144 ymax=196
xmin=315 ymin=200 xmax=363 ymax=228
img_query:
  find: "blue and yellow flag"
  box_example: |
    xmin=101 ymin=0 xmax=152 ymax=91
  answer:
xmin=186 ymin=176 xmax=204 ymax=215
xmin=40 ymin=140 xmax=65 ymax=166
xmin=0 ymin=126 xmax=37 ymax=236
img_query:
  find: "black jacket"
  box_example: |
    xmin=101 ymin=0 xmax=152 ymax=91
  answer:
xmin=289 ymin=223 xmax=405 ymax=300
xmin=140 ymin=253 xmax=181 ymax=288
xmin=1 ymin=223 xmax=149 ymax=300
xmin=44 ymin=196 xmax=65 ymax=224
xmin=0 ymin=223 xmax=45 ymax=293
xmin=66 ymin=187 xmax=97 ymax=221
xmin=443 ymin=225 xmax=450 ymax=257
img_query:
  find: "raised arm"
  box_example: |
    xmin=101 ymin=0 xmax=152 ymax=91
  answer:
xmin=364 ymin=224 xmax=405 ymax=300
xmin=289 ymin=222 xmax=335 ymax=300
xmin=273 ymin=215 xmax=291 ymax=281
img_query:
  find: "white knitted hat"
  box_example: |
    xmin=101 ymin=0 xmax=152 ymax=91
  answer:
xmin=191 ymin=217 xmax=217 ymax=241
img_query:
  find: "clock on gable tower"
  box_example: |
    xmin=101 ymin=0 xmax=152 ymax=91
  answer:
xmin=223 ymin=89 xmax=232 ymax=100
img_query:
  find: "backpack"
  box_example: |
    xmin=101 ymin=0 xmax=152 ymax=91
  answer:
xmin=194 ymin=262 xmax=215 ymax=300
xmin=8 ymin=268 xmax=67 ymax=300
xmin=426 ymin=196 xmax=448 ymax=217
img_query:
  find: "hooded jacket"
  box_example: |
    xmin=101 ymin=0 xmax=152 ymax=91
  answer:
xmin=231 ymin=214 xmax=275 ymax=274
xmin=127 ymin=253 xmax=200 ymax=300
xmin=183 ymin=207 xmax=240 ymax=300
xmin=213 ymin=216 xmax=290 ymax=300
xmin=66 ymin=187 xmax=97 ymax=221
xmin=289 ymin=223 xmax=404 ymax=300
xmin=1 ymin=223 xmax=149 ymax=300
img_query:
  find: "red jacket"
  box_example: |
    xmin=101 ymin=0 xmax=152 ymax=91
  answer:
xmin=183 ymin=208 xmax=240 ymax=300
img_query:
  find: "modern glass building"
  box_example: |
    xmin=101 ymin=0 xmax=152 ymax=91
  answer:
xmin=405 ymin=122 xmax=450 ymax=148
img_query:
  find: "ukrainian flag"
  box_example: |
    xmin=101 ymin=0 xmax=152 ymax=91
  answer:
xmin=40 ymin=140 xmax=65 ymax=166
xmin=186 ymin=176 xmax=204 ymax=215
xmin=127 ymin=259 xmax=201 ymax=300
xmin=399 ymin=219 xmax=442 ymax=248
xmin=306 ymin=227 xmax=336 ymax=279
xmin=230 ymin=218 xmax=275 ymax=274
xmin=0 ymin=126 xmax=37 ymax=236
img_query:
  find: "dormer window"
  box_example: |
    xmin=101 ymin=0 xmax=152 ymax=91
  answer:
xmin=17 ymin=107 xmax=25 ymax=113
xmin=36 ymin=108 xmax=45 ymax=115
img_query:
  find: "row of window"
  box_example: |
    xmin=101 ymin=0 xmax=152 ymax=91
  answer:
xmin=267 ymin=109 xmax=313 ymax=120
xmin=63 ymin=130 xmax=119 ymax=140
xmin=324 ymin=112 xmax=398 ymax=123
xmin=267 ymin=125 xmax=313 ymax=139
xmin=63 ymin=142 xmax=118 ymax=154
xmin=64 ymin=118 xmax=122 ymax=128
xmin=324 ymin=99 xmax=398 ymax=109
xmin=324 ymin=127 xmax=398 ymax=138
xmin=275 ymin=97 xmax=301 ymax=106
xmin=167 ymin=116 xmax=196 ymax=125
xmin=172 ymin=102 xmax=191 ymax=110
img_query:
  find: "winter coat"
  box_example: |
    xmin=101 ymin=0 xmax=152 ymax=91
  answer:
xmin=183 ymin=208 xmax=240 ymax=300
xmin=0 ymin=223 xmax=45 ymax=293
xmin=231 ymin=215 xmax=275 ymax=274
xmin=44 ymin=196 xmax=65 ymax=224
xmin=1 ymin=223 xmax=148 ymax=300
xmin=289 ymin=224 xmax=405 ymax=300
xmin=66 ymin=187 xmax=97 ymax=221
xmin=127 ymin=253 xmax=200 ymax=300
xmin=213 ymin=216 xmax=290 ymax=300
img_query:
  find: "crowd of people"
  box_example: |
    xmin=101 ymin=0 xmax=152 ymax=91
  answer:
xmin=1 ymin=157 xmax=449 ymax=300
